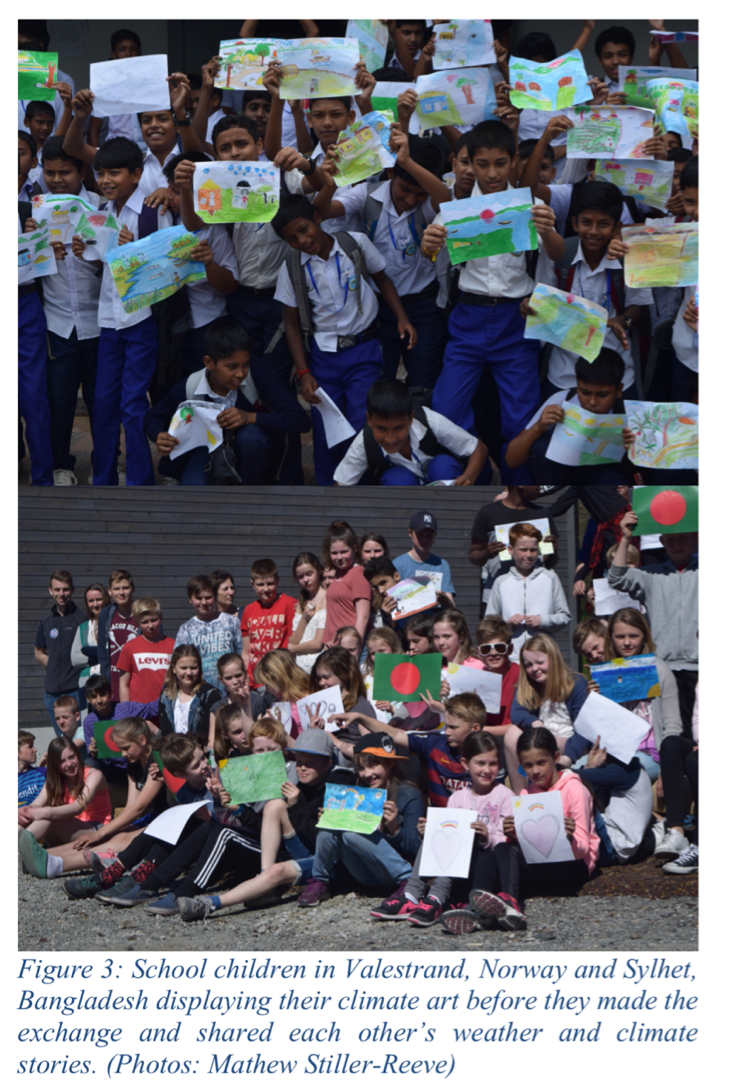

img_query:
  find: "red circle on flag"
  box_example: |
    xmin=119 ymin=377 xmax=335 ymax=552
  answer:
xmin=649 ymin=490 xmax=687 ymax=527
xmin=390 ymin=662 xmax=421 ymax=695
xmin=103 ymin=726 xmax=121 ymax=753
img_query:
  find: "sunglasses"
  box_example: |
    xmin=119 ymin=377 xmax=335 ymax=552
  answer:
xmin=479 ymin=642 xmax=509 ymax=656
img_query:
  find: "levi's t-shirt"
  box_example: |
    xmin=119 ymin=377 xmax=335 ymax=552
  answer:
xmin=116 ymin=635 xmax=175 ymax=703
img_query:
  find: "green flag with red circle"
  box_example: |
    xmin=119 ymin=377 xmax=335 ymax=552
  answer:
xmin=93 ymin=720 xmax=124 ymax=759
xmin=373 ymin=653 xmax=442 ymax=703
xmin=632 ymin=486 xmax=698 ymax=535
xmin=153 ymin=751 xmax=187 ymax=800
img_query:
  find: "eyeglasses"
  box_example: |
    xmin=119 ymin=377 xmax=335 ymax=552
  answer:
xmin=479 ymin=642 xmax=509 ymax=656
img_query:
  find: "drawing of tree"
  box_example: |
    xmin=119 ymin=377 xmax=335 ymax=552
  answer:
xmin=255 ymin=43 xmax=270 ymax=66
xmin=256 ymin=184 xmax=275 ymax=205
xmin=456 ymin=76 xmax=477 ymax=105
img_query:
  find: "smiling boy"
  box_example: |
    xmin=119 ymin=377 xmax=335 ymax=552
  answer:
xmin=240 ymin=559 xmax=296 ymax=688
xmin=116 ymin=598 xmax=174 ymax=704
xmin=174 ymin=575 xmax=243 ymax=692
xmin=34 ymin=569 xmax=87 ymax=727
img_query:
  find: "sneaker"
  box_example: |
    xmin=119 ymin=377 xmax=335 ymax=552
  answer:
xmin=663 ymin=844 xmax=698 ymax=874
xmin=105 ymin=883 xmax=160 ymax=908
xmin=441 ymin=908 xmax=481 ymax=935
xmin=654 ymin=828 xmax=689 ymax=861
xmin=95 ymin=875 xmax=138 ymax=903
xmin=297 ymin=880 xmax=328 ymax=907
xmin=178 ymin=896 xmax=217 ymax=922
xmin=143 ymin=893 xmax=180 ymax=916
xmin=370 ymin=892 xmax=420 ymax=921
xmin=469 ymin=889 xmax=508 ymax=924
xmin=53 ymin=468 xmax=77 ymax=486
xmin=650 ymin=820 xmax=667 ymax=848
xmin=494 ymin=893 xmax=527 ymax=931
xmin=408 ymin=895 xmax=443 ymax=928
xmin=18 ymin=830 xmax=49 ymax=878
xmin=86 ymin=852 xmax=119 ymax=873
xmin=64 ymin=875 xmax=102 ymax=899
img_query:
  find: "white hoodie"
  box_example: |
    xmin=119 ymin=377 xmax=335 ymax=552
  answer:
xmin=485 ymin=566 xmax=571 ymax=662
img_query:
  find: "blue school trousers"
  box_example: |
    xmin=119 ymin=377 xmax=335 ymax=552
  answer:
xmin=432 ymin=298 xmax=540 ymax=484
xmin=309 ymin=338 xmax=383 ymax=486
xmin=380 ymin=452 xmax=492 ymax=486
xmin=227 ymin=288 xmax=293 ymax=383
xmin=93 ymin=318 xmax=158 ymax=486
xmin=377 ymin=286 xmax=445 ymax=390
xmin=47 ymin=330 xmax=98 ymax=471
xmin=18 ymin=290 xmax=53 ymax=485
xmin=177 ymin=424 xmax=283 ymax=486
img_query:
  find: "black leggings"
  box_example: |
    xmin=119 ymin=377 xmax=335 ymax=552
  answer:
xmin=659 ymin=735 xmax=698 ymax=833
xmin=492 ymin=842 xmax=589 ymax=909
xmin=117 ymin=814 xmax=207 ymax=873
xmin=140 ymin=823 xmax=265 ymax=899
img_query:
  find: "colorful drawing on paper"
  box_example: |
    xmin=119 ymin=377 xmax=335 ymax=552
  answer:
xmin=275 ymin=38 xmax=360 ymax=99
xmin=441 ymin=187 xmax=537 ymax=265
xmin=371 ymin=81 xmax=419 ymax=130
xmin=72 ymin=208 xmax=124 ymax=261
xmin=216 ymin=38 xmax=277 ymax=91
xmin=432 ymin=21 xmax=494 ymax=70
xmin=419 ymin=808 xmax=476 ymax=878
xmin=524 ymin=283 xmax=608 ymax=363
xmin=625 ymin=401 xmax=698 ymax=471
xmin=332 ymin=111 xmax=395 ymax=186
xmin=346 ymin=20 xmax=389 ymax=73
xmin=621 ymin=223 xmax=698 ymax=289
xmin=591 ymin=654 xmax=661 ymax=704
xmin=617 ymin=66 xmax=694 ymax=109
xmin=563 ymin=104 xmax=655 ymax=159
xmin=219 ymin=750 xmax=287 ymax=805
xmin=167 ymin=400 xmax=223 ymax=458
xmin=509 ymin=48 xmax=591 ymax=110
xmin=644 ymin=78 xmax=698 ymax=147
xmin=192 ymin=162 xmax=280 ymax=223
xmin=546 ymin=402 xmax=627 ymax=467
xmin=385 ymin=578 xmax=439 ymax=621
xmin=415 ymin=68 xmax=496 ymax=131
xmin=649 ymin=30 xmax=698 ymax=43
xmin=596 ymin=158 xmax=674 ymax=211
xmin=18 ymin=50 xmax=58 ymax=100
xmin=30 ymin=194 xmax=98 ymax=242
xmin=18 ymin=228 xmax=58 ymax=284
xmin=632 ymin=486 xmax=698 ymax=535
xmin=317 ymin=784 xmax=386 ymax=834
xmin=105 ymin=226 xmax=206 ymax=314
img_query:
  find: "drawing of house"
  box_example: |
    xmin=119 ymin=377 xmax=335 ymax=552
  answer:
xmin=419 ymin=92 xmax=451 ymax=114
xmin=197 ymin=178 xmax=223 ymax=212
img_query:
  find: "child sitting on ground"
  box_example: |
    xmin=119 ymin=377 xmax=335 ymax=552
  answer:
xmin=18 ymin=732 xmax=46 ymax=807
xmin=18 ymin=737 xmax=110 ymax=851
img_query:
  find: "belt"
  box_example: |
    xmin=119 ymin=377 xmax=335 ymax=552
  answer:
xmin=337 ymin=320 xmax=379 ymax=351
xmin=459 ymin=292 xmax=516 ymax=306
xmin=18 ymin=282 xmax=37 ymax=298
xmin=241 ymin=284 xmax=276 ymax=298
xmin=401 ymin=280 xmax=438 ymax=302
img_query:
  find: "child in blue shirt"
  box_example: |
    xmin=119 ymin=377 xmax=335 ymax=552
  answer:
xmin=18 ymin=732 xmax=46 ymax=808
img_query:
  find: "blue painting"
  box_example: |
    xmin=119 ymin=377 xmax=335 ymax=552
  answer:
xmin=317 ymin=783 xmax=386 ymax=834
xmin=591 ymin=653 xmax=661 ymax=703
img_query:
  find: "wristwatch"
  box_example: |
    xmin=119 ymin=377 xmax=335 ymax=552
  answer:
xmin=301 ymin=157 xmax=315 ymax=176
xmin=175 ymin=113 xmax=192 ymax=127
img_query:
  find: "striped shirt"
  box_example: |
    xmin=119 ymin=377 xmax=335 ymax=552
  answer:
xmin=408 ymin=734 xmax=471 ymax=807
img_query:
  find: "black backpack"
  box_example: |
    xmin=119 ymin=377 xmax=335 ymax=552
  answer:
xmin=362 ymin=405 xmax=457 ymax=484
xmin=138 ymin=204 xmax=192 ymax=399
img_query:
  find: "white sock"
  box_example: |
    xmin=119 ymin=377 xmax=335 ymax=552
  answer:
xmin=282 ymin=831 xmax=297 ymax=840
xmin=46 ymin=855 xmax=64 ymax=878
xmin=404 ymin=892 xmax=418 ymax=904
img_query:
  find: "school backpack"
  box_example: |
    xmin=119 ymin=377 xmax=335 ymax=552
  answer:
xmin=362 ymin=180 xmax=427 ymax=249
xmin=138 ymin=204 xmax=192 ymax=400
xmin=362 ymin=405 xmax=460 ymax=484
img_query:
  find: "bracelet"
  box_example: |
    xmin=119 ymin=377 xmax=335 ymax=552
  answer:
xmin=301 ymin=158 xmax=315 ymax=176
xmin=296 ymin=369 xmax=311 ymax=379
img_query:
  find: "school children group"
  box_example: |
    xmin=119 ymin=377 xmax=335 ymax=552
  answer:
xmin=19 ymin=19 xmax=699 ymax=489
xmin=19 ymin=493 xmax=699 ymax=936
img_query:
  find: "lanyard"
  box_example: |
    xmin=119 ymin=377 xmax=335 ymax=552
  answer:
xmin=575 ymin=266 xmax=612 ymax=312
xmin=306 ymin=254 xmax=349 ymax=314
xmin=388 ymin=216 xmax=420 ymax=261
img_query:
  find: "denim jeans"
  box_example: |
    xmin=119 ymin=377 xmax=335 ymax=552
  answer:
xmin=312 ymin=829 xmax=412 ymax=887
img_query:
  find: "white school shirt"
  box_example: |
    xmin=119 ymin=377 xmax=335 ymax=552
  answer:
xmin=517 ymin=110 xmax=569 ymax=181
xmin=311 ymin=142 xmax=362 ymax=234
xmin=231 ymin=168 xmax=306 ymax=289
xmin=27 ymin=164 xmax=48 ymax=194
xmin=334 ymin=406 xmax=477 ymax=485
xmin=671 ymin=285 xmax=697 ymax=373
xmin=97 ymin=187 xmax=173 ymax=330
xmin=138 ymin=146 xmax=180 ymax=197
xmin=546 ymin=183 xmax=572 ymax=238
xmin=433 ymin=180 xmax=554 ymax=299
xmin=40 ymin=184 xmax=103 ymax=340
xmin=543 ymin=247 xmax=653 ymax=390
xmin=191 ymin=368 xmax=238 ymax=408
xmin=337 ymin=180 xmax=437 ymax=296
xmin=524 ymin=390 xmax=582 ymax=431
xmin=177 ymin=220 xmax=238 ymax=328
xmin=274 ymin=231 xmax=385 ymax=352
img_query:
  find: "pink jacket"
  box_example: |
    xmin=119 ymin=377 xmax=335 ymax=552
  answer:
xmin=523 ymin=769 xmax=599 ymax=873
xmin=447 ymin=781 xmax=514 ymax=848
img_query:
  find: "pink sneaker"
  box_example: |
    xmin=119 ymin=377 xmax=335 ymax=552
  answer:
xmin=441 ymin=908 xmax=481 ymax=935
xmin=408 ymin=895 xmax=443 ymax=928
xmin=370 ymin=892 xmax=420 ymax=921
xmin=297 ymin=879 xmax=328 ymax=907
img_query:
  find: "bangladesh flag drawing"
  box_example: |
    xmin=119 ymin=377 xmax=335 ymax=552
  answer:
xmin=93 ymin=720 xmax=124 ymax=759
xmin=153 ymin=751 xmax=187 ymax=800
xmin=373 ymin=653 xmax=442 ymax=702
xmin=632 ymin=486 xmax=698 ymax=535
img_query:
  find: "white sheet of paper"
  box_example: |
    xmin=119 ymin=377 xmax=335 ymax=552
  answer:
xmin=574 ymin=691 xmax=650 ymax=765
xmin=296 ymin=685 xmax=344 ymax=733
xmin=640 ymin=533 xmax=662 ymax=550
xmin=314 ymin=387 xmax=356 ymax=447
xmin=386 ymin=577 xmax=439 ymax=620
xmin=269 ymin=701 xmax=293 ymax=734
xmin=144 ymin=800 xmax=212 ymax=845
xmin=91 ymin=55 xmax=170 ymax=117
xmin=489 ymin=517 xmax=553 ymax=553
xmin=592 ymin=578 xmax=642 ymax=615
xmin=444 ymin=663 xmax=503 ymax=713
xmin=168 ymin=401 xmax=224 ymax=459
xmin=415 ymin=570 xmax=443 ymax=592
xmin=419 ymin=807 xmax=476 ymax=878
xmin=512 ymin=791 xmax=575 ymax=864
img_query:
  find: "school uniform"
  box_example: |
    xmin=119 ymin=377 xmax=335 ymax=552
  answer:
xmin=172 ymin=217 xmax=239 ymax=375
xmin=93 ymin=189 xmax=173 ymax=486
xmin=518 ymin=110 xmax=568 ymax=180
xmin=336 ymin=180 xmax=445 ymax=389
xmin=671 ymin=285 xmax=697 ymax=400
xmin=18 ymin=206 xmax=53 ymax=484
xmin=431 ymin=180 xmax=556 ymax=484
xmin=310 ymin=143 xmax=362 ymax=235
xmin=274 ymin=230 xmax=386 ymax=485
xmin=138 ymin=146 xmax=180 ymax=197
xmin=522 ymin=391 xmax=633 ymax=487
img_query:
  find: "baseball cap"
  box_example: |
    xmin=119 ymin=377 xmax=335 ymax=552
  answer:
xmin=292 ymin=729 xmax=334 ymax=758
xmin=409 ymin=510 xmax=437 ymax=532
xmin=353 ymin=733 xmax=408 ymax=760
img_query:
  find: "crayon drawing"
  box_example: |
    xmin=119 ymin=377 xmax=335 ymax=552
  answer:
xmin=591 ymin=654 xmax=661 ymax=704
xmin=617 ymin=66 xmax=694 ymax=109
xmin=524 ymin=283 xmax=608 ymax=362
xmin=546 ymin=402 xmax=626 ymax=467
xmin=72 ymin=208 xmax=124 ymax=261
xmin=512 ymin=794 xmax=575 ymax=864
xmin=106 ymin=226 xmax=206 ymax=314
xmin=625 ymin=400 xmax=698 ymax=471
xmin=621 ymin=223 xmax=698 ymax=289
xmin=30 ymin=194 xmax=99 ymax=244
xmin=317 ymin=784 xmax=386 ymax=834
xmin=649 ymin=30 xmax=698 ymax=43
xmin=595 ymin=159 xmax=674 ymax=212
xmin=509 ymin=49 xmax=591 ymax=110
xmin=18 ymin=50 xmax=58 ymax=100
xmin=420 ymin=808 xmax=476 ymax=878
xmin=371 ymin=81 xmax=421 ymax=133
xmin=167 ymin=400 xmax=223 ymax=458
xmin=18 ymin=228 xmax=58 ymax=284
xmin=432 ymin=21 xmax=494 ymax=70
xmin=563 ymin=104 xmax=655 ymax=159
xmin=415 ymin=68 xmax=496 ymax=131
xmin=346 ymin=20 xmax=388 ymax=73
xmin=644 ymin=78 xmax=698 ymax=148
xmin=275 ymin=38 xmax=360 ymax=99
xmin=441 ymin=187 xmax=537 ymax=265
xmin=216 ymin=38 xmax=277 ymax=91
xmin=333 ymin=112 xmax=395 ymax=186
xmin=193 ymin=162 xmax=280 ymax=223
xmin=219 ymin=750 xmax=287 ymax=805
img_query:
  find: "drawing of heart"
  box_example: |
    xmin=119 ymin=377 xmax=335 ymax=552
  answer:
xmin=432 ymin=830 xmax=462 ymax=871
xmin=522 ymin=815 xmax=559 ymax=857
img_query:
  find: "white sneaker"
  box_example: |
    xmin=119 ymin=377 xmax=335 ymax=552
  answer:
xmin=662 ymin=844 xmax=698 ymax=874
xmin=651 ymin=820 xmax=667 ymax=848
xmin=53 ymin=468 xmax=77 ymax=486
xmin=654 ymin=828 xmax=689 ymax=861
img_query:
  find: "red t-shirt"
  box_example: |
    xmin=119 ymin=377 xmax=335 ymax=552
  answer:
xmin=241 ymin=594 xmax=297 ymax=686
xmin=323 ymin=565 xmax=371 ymax=642
xmin=486 ymin=662 xmax=521 ymax=728
xmin=116 ymin=635 xmax=175 ymax=703
xmin=108 ymin=609 xmax=140 ymax=700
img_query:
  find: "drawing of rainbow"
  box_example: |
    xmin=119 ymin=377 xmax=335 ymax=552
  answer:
xmin=440 ymin=821 xmax=459 ymax=829
xmin=528 ymin=803 xmax=545 ymax=811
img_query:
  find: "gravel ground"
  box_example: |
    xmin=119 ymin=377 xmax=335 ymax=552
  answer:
xmin=19 ymin=857 xmax=697 ymax=952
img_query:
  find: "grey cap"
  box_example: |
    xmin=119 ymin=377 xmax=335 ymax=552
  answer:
xmin=292 ymin=729 xmax=334 ymax=758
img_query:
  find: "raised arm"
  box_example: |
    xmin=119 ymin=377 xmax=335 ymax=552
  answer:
xmin=389 ymin=125 xmax=451 ymax=211
xmin=571 ymin=20 xmax=596 ymax=53
xmin=521 ymin=116 xmax=574 ymax=202
xmin=63 ymin=90 xmax=98 ymax=167
xmin=193 ymin=55 xmax=220 ymax=146
xmin=173 ymin=159 xmax=208 ymax=231
xmin=648 ymin=20 xmax=689 ymax=68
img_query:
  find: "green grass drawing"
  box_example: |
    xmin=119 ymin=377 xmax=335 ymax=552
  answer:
xmin=316 ymin=808 xmax=381 ymax=835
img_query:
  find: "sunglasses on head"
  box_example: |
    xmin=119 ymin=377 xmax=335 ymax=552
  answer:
xmin=479 ymin=642 xmax=509 ymax=656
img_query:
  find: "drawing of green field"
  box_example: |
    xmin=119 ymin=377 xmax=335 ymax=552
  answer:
xmin=279 ymin=68 xmax=355 ymax=99
xmin=316 ymin=808 xmax=381 ymax=834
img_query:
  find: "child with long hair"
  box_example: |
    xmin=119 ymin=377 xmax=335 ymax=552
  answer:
xmin=70 ymin=582 xmax=110 ymax=688
xmin=360 ymin=532 xmax=390 ymax=563
xmin=362 ymin=627 xmax=404 ymax=724
xmin=158 ymin=644 xmax=222 ymax=736
xmin=287 ymin=552 xmax=327 ymax=673
xmin=213 ymin=703 xmax=252 ymax=764
xmin=209 ymin=652 xmax=269 ymax=748
xmin=434 ymin=609 xmax=484 ymax=672
xmin=309 ymin=647 xmax=376 ymax=747
xmin=321 ymin=521 xmax=371 ymax=645
xmin=331 ymin=625 xmax=363 ymax=658
xmin=254 ymin=648 xmax=312 ymax=738
xmin=18 ymin=737 xmax=111 ymax=845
